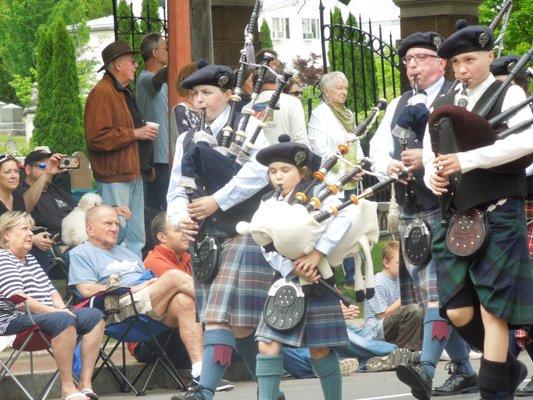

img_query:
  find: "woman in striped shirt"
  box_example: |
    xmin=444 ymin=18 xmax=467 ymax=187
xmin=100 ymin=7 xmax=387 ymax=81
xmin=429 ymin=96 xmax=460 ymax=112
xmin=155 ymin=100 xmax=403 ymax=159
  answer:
xmin=0 ymin=211 xmax=105 ymax=400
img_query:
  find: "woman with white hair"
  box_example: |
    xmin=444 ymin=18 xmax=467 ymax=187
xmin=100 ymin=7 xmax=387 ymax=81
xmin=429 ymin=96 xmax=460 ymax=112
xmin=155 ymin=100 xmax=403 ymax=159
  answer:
xmin=308 ymin=71 xmax=365 ymax=284
xmin=0 ymin=211 xmax=105 ymax=400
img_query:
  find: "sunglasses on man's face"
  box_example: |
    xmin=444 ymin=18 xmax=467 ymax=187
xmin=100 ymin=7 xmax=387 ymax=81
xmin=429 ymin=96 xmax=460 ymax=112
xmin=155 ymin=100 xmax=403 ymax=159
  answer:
xmin=289 ymin=91 xmax=302 ymax=96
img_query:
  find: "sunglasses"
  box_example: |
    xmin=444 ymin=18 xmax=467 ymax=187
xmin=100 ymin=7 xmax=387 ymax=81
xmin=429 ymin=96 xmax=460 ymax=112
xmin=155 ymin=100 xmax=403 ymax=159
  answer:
xmin=0 ymin=154 xmax=15 ymax=165
xmin=289 ymin=91 xmax=302 ymax=96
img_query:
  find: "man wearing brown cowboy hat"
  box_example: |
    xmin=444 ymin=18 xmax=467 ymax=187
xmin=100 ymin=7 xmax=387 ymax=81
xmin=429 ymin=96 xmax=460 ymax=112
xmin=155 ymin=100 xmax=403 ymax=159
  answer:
xmin=84 ymin=40 xmax=159 ymax=258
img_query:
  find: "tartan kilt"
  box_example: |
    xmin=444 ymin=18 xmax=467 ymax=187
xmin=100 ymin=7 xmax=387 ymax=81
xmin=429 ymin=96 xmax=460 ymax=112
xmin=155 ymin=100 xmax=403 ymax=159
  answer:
xmin=526 ymin=199 xmax=533 ymax=257
xmin=398 ymin=207 xmax=440 ymax=307
xmin=433 ymin=198 xmax=533 ymax=326
xmin=255 ymin=283 xmax=349 ymax=348
xmin=194 ymin=234 xmax=273 ymax=328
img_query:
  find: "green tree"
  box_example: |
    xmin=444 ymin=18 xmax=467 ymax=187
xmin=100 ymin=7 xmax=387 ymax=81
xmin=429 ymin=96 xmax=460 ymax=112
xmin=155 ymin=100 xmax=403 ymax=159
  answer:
xmin=140 ymin=0 xmax=162 ymax=34
xmin=117 ymin=0 xmax=133 ymax=45
xmin=479 ymin=0 xmax=532 ymax=55
xmin=260 ymin=19 xmax=273 ymax=50
xmin=32 ymin=25 xmax=54 ymax=146
xmin=0 ymin=59 xmax=18 ymax=104
xmin=32 ymin=17 xmax=85 ymax=154
xmin=85 ymin=0 xmax=113 ymax=20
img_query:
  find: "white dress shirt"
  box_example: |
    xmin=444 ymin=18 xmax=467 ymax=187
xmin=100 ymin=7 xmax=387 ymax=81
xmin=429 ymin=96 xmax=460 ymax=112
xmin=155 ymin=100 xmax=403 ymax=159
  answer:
xmin=167 ymin=105 xmax=270 ymax=226
xmin=369 ymin=76 xmax=445 ymax=175
xmin=422 ymin=74 xmax=533 ymax=188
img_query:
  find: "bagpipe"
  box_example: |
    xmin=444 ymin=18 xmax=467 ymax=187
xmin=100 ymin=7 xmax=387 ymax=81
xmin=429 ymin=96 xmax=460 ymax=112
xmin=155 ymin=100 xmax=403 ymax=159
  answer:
xmin=238 ymin=165 xmax=410 ymax=330
xmin=428 ymin=46 xmax=532 ymax=257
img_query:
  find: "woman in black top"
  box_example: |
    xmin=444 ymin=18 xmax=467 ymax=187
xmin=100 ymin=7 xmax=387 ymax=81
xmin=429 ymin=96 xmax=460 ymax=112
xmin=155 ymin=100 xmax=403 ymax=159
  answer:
xmin=0 ymin=155 xmax=25 ymax=214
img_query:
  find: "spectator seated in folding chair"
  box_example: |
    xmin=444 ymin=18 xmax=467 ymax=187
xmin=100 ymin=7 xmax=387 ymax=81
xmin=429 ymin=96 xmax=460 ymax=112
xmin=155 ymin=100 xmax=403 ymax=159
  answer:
xmin=68 ymin=205 xmax=200 ymax=393
xmin=0 ymin=211 xmax=105 ymax=400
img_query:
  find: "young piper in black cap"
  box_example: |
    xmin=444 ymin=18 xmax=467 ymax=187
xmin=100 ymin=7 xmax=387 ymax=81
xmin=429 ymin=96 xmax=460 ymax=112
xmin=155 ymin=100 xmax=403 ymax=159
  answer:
xmin=167 ymin=65 xmax=279 ymax=400
xmin=251 ymin=135 xmax=352 ymax=400
xmin=370 ymin=31 xmax=477 ymax=399
xmin=422 ymin=20 xmax=533 ymax=400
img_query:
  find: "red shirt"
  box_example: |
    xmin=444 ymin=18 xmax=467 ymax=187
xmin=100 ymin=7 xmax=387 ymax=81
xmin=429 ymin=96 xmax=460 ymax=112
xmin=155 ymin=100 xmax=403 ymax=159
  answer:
xmin=143 ymin=244 xmax=192 ymax=277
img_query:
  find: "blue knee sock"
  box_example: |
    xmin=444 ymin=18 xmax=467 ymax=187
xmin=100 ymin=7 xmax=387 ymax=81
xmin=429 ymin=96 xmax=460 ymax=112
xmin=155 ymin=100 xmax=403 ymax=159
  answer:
xmin=256 ymin=354 xmax=284 ymax=400
xmin=445 ymin=329 xmax=476 ymax=376
xmin=311 ymin=351 xmax=342 ymax=400
xmin=199 ymin=329 xmax=235 ymax=400
xmin=420 ymin=307 xmax=451 ymax=378
xmin=235 ymin=333 xmax=259 ymax=380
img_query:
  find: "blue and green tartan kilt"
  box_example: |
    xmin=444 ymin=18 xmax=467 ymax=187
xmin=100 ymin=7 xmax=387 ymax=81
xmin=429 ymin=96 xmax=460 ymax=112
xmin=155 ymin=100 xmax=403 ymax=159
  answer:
xmin=433 ymin=198 xmax=533 ymax=326
xmin=398 ymin=207 xmax=440 ymax=307
xmin=255 ymin=285 xmax=349 ymax=348
xmin=194 ymin=234 xmax=274 ymax=328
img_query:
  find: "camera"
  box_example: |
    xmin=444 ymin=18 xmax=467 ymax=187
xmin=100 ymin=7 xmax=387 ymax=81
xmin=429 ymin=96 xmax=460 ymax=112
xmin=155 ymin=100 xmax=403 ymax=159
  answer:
xmin=59 ymin=157 xmax=80 ymax=169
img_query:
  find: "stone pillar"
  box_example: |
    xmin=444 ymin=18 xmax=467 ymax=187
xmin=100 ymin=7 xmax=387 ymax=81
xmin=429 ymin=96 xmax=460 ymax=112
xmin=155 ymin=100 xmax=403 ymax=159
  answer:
xmin=191 ymin=0 xmax=214 ymax=63
xmin=393 ymin=0 xmax=482 ymax=88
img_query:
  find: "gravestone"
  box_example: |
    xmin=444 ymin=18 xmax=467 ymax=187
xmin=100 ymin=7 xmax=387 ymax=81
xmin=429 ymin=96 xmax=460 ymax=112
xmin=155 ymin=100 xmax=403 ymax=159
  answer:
xmin=0 ymin=103 xmax=25 ymax=134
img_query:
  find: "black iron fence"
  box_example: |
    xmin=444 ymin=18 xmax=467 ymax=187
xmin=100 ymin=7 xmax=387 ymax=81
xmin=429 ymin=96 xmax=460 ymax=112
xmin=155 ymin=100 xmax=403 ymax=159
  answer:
xmin=112 ymin=0 xmax=168 ymax=50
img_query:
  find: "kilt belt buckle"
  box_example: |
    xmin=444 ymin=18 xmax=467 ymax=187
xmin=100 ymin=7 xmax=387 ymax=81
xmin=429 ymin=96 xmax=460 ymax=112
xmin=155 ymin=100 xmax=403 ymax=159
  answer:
xmin=404 ymin=218 xmax=432 ymax=266
xmin=263 ymin=278 xmax=306 ymax=332
xmin=486 ymin=198 xmax=507 ymax=212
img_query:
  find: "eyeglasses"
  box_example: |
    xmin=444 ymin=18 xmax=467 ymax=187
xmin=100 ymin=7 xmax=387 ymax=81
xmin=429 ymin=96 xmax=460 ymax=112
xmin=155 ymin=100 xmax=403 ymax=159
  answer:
xmin=289 ymin=91 xmax=302 ymax=97
xmin=402 ymin=53 xmax=440 ymax=65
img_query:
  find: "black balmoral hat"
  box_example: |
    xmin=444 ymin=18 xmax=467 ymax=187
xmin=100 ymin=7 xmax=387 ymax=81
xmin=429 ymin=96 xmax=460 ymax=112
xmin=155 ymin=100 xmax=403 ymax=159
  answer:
xmin=181 ymin=64 xmax=234 ymax=90
xmin=398 ymin=31 xmax=445 ymax=58
xmin=437 ymin=20 xmax=494 ymax=59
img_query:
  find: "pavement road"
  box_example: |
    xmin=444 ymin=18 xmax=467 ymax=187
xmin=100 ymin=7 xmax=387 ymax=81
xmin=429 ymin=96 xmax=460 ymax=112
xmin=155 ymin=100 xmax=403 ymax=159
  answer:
xmin=95 ymin=354 xmax=532 ymax=400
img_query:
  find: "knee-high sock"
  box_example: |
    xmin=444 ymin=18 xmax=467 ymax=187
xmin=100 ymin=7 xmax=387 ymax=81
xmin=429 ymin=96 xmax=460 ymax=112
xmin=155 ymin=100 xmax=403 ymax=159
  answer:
xmin=444 ymin=328 xmax=476 ymax=376
xmin=256 ymin=354 xmax=284 ymax=400
xmin=420 ymin=307 xmax=451 ymax=378
xmin=450 ymin=307 xmax=485 ymax=352
xmin=311 ymin=351 xmax=342 ymax=400
xmin=478 ymin=357 xmax=508 ymax=399
xmin=199 ymin=329 xmax=235 ymax=400
xmin=235 ymin=333 xmax=259 ymax=380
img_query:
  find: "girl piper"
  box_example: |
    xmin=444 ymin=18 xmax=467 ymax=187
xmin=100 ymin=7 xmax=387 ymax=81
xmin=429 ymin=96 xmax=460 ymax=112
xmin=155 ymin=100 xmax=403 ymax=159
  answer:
xmin=251 ymin=135 xmax=357 ymax=400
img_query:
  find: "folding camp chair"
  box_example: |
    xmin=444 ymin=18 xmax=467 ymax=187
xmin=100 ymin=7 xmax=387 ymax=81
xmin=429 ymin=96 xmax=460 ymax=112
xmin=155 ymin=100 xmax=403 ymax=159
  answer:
xmin=75 ymin=287 xmax=186 ymax=396
xmin=0 ymin=295 xmax=59 ymax=400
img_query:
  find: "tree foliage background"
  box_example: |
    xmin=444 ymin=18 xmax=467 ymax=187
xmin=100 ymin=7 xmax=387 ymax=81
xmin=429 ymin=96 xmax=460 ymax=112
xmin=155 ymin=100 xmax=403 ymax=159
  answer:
xmin=260 ymin=20 xmax=273 ymax=50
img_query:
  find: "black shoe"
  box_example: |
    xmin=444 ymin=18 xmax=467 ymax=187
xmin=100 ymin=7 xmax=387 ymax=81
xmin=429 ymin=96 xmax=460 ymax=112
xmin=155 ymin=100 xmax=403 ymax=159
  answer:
xmin=508 ymin=360 xmax=528 ymax=399
xmin=170 ymin=385 xmax=206 ymax=400
xmin=396 ymin=362 xmax=432 ymax=400
xmin=516 ymin=377 xmax=533 ymax=397
xmin=188 ymin=377 xmax=234 ymax=392
xmin=432 ymin=362 xmax=478 ymax=396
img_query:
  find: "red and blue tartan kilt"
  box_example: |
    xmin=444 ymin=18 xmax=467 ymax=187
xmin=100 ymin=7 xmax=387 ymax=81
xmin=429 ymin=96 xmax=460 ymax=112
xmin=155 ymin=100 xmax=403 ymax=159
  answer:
xmin=255 ymin=285 xmax=349 ymax=348
xmin=194 ymin=234 xmax=273 ymax=329
xmin=398 ymin=208 xmax=440 ymax=307
xmin=433 ymin=198 xmax=533 ymax=326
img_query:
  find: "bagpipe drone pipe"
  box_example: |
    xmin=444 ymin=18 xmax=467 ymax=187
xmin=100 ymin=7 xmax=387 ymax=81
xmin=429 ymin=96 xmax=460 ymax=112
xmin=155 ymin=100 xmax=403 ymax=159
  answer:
xmin=180 ymin=66 xmax=292 ymax=237
xmin=429 ymin=46 xmax=533 ymax=226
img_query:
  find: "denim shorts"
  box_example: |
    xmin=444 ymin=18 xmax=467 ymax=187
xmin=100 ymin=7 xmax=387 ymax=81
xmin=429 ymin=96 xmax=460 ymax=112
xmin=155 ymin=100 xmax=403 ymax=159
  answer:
xmin=5 ymin=308 xmax=103 ymax=338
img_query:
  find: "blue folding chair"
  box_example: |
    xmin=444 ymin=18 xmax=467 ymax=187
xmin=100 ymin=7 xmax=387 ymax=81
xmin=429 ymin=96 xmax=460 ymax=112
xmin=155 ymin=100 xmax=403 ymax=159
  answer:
xmin=74 ymin=287 xmax=186 ymax=395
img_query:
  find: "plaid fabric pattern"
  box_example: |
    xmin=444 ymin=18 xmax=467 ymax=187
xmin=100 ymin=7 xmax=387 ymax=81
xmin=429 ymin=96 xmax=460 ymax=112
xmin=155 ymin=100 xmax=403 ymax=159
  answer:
xmin=255 ymin=285 xmax=349 ymax=348
xmin=194 ymin=235 xmax=273 ymax=328
xmin=433 ymin=198 xmax=533 ymax=325
xmin=398 ymin=208 xmax=440 ymax=307
xmin=526 ymin=199 xmax=533 ymax=258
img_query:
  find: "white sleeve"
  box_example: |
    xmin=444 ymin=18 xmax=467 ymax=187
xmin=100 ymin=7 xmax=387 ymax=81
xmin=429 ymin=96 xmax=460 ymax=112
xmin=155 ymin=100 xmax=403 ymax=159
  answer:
xmin=422 ymin=124 xmax=437 ymax=189
xmin=166 ymin=134 xmax=190 ymax=226
xmin=261 ymin=248 xmax=295 ymax=279
xmin=308 ymin=106 xmax=333 ymax=158
xmin=457 ymin=85 xmax=533 ymax=172
xmin=369 ymin=97 xmax=398 ymax=175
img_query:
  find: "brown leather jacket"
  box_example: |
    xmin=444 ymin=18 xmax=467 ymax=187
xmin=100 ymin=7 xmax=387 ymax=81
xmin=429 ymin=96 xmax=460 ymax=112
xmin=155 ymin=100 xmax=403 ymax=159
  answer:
xmin=84 ymin=74 xmax=140 ymax=183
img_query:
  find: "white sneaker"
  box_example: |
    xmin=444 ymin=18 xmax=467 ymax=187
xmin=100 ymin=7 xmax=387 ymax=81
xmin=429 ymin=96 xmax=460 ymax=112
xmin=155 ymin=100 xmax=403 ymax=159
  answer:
xmin=340 ymin=358 xmax=359 ymax=376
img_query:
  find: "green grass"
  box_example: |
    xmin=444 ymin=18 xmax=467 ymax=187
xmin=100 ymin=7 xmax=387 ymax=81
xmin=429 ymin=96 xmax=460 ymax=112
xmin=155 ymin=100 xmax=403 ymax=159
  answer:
xmin=0 ymin=133 xmax=31 ymax=156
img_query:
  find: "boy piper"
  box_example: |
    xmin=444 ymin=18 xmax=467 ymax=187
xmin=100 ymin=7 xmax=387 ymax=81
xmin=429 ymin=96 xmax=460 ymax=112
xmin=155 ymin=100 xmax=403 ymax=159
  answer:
xmin=252 ymin=135 xmax=352 ymax=400
xmin=422 ymin=21 xmax=533 ymax=399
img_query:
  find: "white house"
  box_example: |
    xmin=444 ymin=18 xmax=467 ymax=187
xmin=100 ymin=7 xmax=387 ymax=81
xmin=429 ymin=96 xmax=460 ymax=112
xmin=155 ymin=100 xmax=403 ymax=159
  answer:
xmin=260 ymin=0 xmax=400 ymax=66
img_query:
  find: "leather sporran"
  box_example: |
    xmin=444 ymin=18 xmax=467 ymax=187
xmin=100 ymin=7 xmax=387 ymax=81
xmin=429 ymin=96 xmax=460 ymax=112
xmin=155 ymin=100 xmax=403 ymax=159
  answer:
xmin=191 ymin=234 xmax=220 ymax=284
xmin=264 ymin=278 xmax=306 ymax=332
xmin=404 ymin=218 xmax=432 ymax=266
xmin=446 ymin=209 xmax=489 ymax=258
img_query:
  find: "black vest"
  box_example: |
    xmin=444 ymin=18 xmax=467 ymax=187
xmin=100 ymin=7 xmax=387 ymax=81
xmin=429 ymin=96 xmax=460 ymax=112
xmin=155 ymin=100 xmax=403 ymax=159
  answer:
xmin=389 ymin=80 xmax=453 ymax=212
xmin=432 ymin=81 xmax=527 ymax=211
